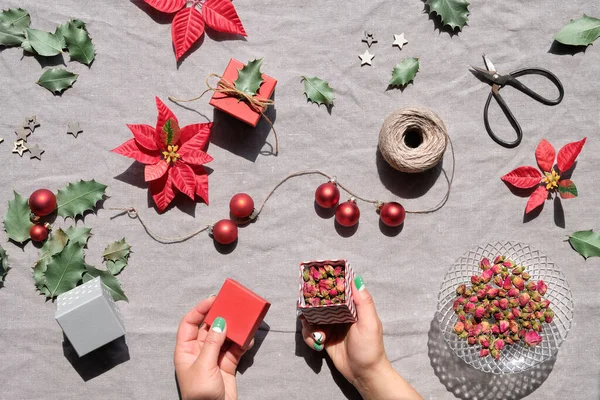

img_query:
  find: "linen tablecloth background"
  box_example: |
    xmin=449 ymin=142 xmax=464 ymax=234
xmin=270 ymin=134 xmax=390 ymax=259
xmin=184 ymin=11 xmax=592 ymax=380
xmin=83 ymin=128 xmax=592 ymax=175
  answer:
xmin=1 ymin=0 xmax=599 ymax=399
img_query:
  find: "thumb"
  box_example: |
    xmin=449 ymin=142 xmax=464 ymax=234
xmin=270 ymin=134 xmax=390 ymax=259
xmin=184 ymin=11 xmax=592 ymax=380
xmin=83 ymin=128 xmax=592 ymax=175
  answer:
xmin=196 ymin=317 xmax=227 ymax=369
xmin=352 ymin=276 xmax=379 ymax=328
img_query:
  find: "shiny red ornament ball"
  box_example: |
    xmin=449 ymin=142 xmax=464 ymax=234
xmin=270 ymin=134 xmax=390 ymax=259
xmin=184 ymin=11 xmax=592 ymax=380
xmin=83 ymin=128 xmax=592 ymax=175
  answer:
xmin=213 ymin=219 xmax=238 ymax=245
xmin=335 ymin=200 xmax=360 ymax=227
xmin=315 ymin=182 xmax=340 ymax=209
xmin=29 ymin=189 xmax=56 ymax=216
xmin=229 ymin=193 xmax=255 ymax=218
xmin=379 ymin=202 xmax=406 ymax=227
xmin=30 ymin=224 xmax=48 ymax=242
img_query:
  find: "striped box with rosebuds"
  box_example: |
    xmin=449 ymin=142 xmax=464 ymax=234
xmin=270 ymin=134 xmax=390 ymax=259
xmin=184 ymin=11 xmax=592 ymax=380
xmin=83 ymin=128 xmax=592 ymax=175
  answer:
xmin=297 ymin=259 xmax=357 ymax=325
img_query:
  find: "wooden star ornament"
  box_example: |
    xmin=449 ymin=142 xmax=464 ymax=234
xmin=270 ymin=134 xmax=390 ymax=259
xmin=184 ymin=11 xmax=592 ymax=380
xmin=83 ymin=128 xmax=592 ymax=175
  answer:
xmin=393 ymin=33 xmax=408 ymax=50
xmin=28 ymin=143 xmax=45 ymax=160
xmin=67 ymin=122 xmax=83 ymax=138
xmin=12 ymin=140 xmax=28 ymax=157
xmin=359 ymin=50 xmax=375 ymax=66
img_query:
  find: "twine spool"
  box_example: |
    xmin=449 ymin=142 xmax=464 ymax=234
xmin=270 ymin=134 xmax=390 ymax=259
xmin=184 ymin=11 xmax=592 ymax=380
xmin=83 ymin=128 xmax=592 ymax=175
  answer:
xmin=378 ymin=107 xmax=448 ymax=173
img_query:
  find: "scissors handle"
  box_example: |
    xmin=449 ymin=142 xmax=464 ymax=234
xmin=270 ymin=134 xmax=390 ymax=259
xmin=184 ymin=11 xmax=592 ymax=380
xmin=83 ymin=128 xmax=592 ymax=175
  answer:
xmin=484 ymin=86 xmax=523 ymax=148
xmin=506 ymin=68 xmax=564 ymax=105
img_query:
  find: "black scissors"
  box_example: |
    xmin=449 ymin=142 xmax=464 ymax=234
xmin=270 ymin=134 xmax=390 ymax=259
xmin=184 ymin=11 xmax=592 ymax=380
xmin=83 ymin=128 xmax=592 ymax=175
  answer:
xmin=470 ymin=54 xmax=564 ymax=148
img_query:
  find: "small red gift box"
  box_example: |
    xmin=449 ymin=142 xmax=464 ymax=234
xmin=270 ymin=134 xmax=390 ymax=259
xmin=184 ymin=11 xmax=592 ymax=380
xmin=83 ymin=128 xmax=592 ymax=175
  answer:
xmin=297 ymin=259 xmax=357 ymax=325
xmin=209 ymin=58 xmax=277 ymax=127
xmin=205 ymin=279 xmax=271 ymax=349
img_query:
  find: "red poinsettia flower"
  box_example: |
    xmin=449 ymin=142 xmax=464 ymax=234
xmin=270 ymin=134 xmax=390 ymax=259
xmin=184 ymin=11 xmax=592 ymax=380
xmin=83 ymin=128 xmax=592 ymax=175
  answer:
xmin=112 ymin=97 xmax=213 ymax=212
xmin=501 ymin=138 xmax=586 ymax=214
xmin=143 ymin=0 xmax=247 ymax=60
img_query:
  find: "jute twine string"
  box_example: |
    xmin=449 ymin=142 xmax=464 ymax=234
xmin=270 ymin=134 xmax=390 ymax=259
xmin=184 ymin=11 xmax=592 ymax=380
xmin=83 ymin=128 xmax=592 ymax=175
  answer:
xmin=168 ymin=74 xmax=278 ymax=155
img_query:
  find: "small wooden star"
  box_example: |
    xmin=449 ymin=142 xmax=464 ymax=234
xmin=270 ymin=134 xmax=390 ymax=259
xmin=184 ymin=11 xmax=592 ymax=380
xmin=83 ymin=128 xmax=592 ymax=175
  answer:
xmin=12 ymin=140 xmax=28 ymax=157
xmin=67 ymin=122 xmax=82 ymax=138
xmin=359 ymin=50 xmax=375 ymax=66
xmin=15 ymin=127 xmax=30 ymax=142
xmin=28 ymin=143 xmax=45 ymax=160
xmin=24 ymin=116 xmax=40 ymax=132
xmin=0 ymin=138 xmax=4 ymax=144
xmin=362 ymin=31 xmax=377 ymax=47
xmin=393 ymin=33 xmax=408 ymax=50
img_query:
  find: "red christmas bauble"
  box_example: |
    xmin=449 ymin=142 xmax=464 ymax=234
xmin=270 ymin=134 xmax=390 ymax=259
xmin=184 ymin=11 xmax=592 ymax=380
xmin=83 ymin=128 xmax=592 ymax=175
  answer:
xmin=213 ymin=219 xmax=238 ymax=245
xmin=229 ymin=193 xmax=255 ymax=218
xmin=335 ymin=200 xmax=360 ymax=227
xmin=29 ymin=189 xmax=56 ymax=216
xmin=315 ymin=182 xmax=340 ymax=208
xmin=379 ymin=202 xmax=406 ymax=227
xmin=30 ymin=224 xmax=48 ymax=242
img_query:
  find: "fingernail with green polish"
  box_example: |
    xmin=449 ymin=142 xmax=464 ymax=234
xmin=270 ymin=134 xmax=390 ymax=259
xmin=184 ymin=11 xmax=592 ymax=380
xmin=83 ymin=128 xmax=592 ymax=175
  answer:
xmin=314 ymin=342 xmax=324 ymax=351
xmin=313 ymin=332 xmax=324 ymax=344
xmin=354 ymin=275 xmax=365 ymax=291
xmin=211 ymin=317 xmax=226 ymax=333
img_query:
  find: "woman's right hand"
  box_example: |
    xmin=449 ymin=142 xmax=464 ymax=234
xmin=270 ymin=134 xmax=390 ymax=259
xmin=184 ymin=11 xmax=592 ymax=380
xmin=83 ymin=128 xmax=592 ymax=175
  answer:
xmin=300 ymin=276 xmax=423 ymax=400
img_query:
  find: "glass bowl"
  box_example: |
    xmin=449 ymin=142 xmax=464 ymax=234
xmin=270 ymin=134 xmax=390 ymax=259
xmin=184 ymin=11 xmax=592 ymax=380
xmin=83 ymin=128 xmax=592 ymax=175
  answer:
xmin=436 ymin=241 xmax=574 ymax=374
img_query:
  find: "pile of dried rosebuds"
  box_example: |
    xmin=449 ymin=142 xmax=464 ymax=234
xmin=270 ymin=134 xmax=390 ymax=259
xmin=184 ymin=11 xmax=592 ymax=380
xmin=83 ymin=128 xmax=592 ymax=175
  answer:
xmin=303 ymin=264 xmax=346 ymax=306
xmin=452 ymin=256 xmax=554 ymax=360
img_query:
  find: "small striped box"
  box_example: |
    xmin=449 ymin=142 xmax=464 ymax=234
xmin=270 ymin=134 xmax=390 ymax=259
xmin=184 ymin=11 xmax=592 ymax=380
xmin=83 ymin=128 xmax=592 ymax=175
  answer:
xmin=297 ymin=259 xmax=357 ymax=325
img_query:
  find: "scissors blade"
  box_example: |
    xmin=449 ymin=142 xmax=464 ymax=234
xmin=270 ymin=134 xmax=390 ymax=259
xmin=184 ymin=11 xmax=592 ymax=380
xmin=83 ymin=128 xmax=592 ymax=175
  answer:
xmin=482 ymin=54 xmax=496 ymax=73
xmin=470 ymin=66 xmax=499 ymax=83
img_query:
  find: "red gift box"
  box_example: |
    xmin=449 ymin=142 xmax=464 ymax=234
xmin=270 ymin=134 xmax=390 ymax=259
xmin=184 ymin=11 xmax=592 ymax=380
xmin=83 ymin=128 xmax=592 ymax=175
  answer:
xmin=297 ymin=259 xmax=357 ymax=325
xmin=209 ymin=58 xmax=277 ymax=127
xmin=205 ymin=279 xmax=271 ymax=349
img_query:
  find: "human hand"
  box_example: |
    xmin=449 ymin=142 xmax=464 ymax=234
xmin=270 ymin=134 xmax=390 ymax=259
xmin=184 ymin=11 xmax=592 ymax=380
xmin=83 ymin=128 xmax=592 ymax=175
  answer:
xmin=300 ymin=277 xmax=422 ymax=400
xmin=174 ymin=296 xmax=252 ymax=400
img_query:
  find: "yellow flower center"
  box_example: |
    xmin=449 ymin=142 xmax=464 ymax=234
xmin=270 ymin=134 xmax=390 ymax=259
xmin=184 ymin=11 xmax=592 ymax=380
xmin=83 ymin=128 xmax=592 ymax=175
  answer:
xmin=162 ymin=145 xmax=181 ymax=164
xmin=541 ymin=169 xmax=560 ymax=190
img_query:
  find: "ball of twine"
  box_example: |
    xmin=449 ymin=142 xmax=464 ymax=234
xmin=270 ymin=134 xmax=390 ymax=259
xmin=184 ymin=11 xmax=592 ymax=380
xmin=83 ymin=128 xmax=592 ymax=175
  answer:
xmin=378 ymin=107 xmax=448 ymax=173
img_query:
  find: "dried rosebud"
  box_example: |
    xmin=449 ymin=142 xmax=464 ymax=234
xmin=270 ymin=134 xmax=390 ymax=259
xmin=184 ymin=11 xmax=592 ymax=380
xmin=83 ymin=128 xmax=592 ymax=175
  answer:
xmin=487 ymin=287 xmax=499 ymax=299
xmin=502 ymin=277 xmax=513 ymax=290
xmin=338 ymin=293 xmax=345 ymax=301
xmin=480 ymin=348 xmax=490 ymax=357
xmin=303 ymin=269 xmax=310 ymax=281
xmin=480 ymin=321 xmax=491 ymax=334
xmin=479 ymin=335 xmax=490 ymax=348
xmin=526 ymin=281 xmax=537 ymax=291
xmin=310 ymin=267 xmax=321 ymax=281
xmin=522 ymin=272 xmax=531 ymax=281
xmin=329 ymin=288 xmax=338 ymax=297
xmin=531 ymin=292 xmax=542 ymax=303
xmin=512 ymin=276 xmax=525 ymax=290
xmin=492 ymin=299 xmax=500 ymax=307
xmin=499 ymin=320 xmax=509 ymax=333
xmin=508 ymin=298 xmax=519 ymax=308
xmin=537 ymin=280 xmax=548 ymax=296
xmin=479 ymin=257 xmax=491 ymax=270
xmin=459 ymin=330 xmax=469 ymax=339
xmin=481 ymin=269 xmax=494 ymax=283
xmin=303 ymin=283 xmax=318 ymax=298
xmin=519 ymin=293 xmax=530 ymax=307
xmin=493 ymin=312 xmax=504 ymax=321
xmin=544 ymin=310 xmax=554 ymax=323
xmin=499 ymin=298 xmax=509 ymax=310
xmin=319 ymin=278 xmax=335 ymax=290
xmin=319 ymin=288 xmax=330 ymax=298
xmin=503 ymin=260 xmax=514 ymax=269
xmin=507 ymin=288 xmax=520 ymax=298
xmin=321 ymin=299 xmax=333 ymax=306
xmin=332 ymin=297 xmax=342 ymax=304
xmin=506 ymin=312 xmax=515 ymax=321
xmin=335 ymin=277 xmax=345 ymax=293
xmin=495 ymin=338 xmax=505 ymax=350
xmin=458 ymin=312 xmax=466 ymax=322
xmin=490 ymin=348 xmax=501 ymax=360
xmin=531 ymin=320 xmax=542 ymax=332
xmin=512 ymin=333 xmax=520 ymax=342
xmin=457 ymin=297 xmax=468 ymax=305
xmin=491 ymin=324 xmax=500 ymax=335
xmin=512 ymin=266 xmax=524 ymax=275
xmin=318 ymin=266 xmax=327 ymax=279
xmin=469 ymin=295 xmax=479 ymax=303
xmin=534 ymin=310 xmax=543 ymax=320
xmin=509 ymin=320 xmax=519 ymax=334
xmin=475 ymin=306 xmax=486 ymax=320
xmin=540 ymin=299 xmax=551 ymax=309
xmin=468 ymin=336 xmax=477 ymax=345
xmin=522 ymin=321 xmax=532 ymax=329
xmin=333 ymin=266 xmax=343 ymax=277
xmin=493 ymin=275 xmax=503 ymax=287
xmin=505 ymin=337 xmax=514 ymax=345
xmin=498 ymin=289 xmax=507 ymax=298
xmin=471 ymin=275 xmax=481 ymax=285
xmin=500 ymin=269 xmax=510 ymax=279
xmin=464 ymin=287 xmax=473 ymax=297
xmin=511 ymin=308 xmax=521 ymax=318
xmin=494 ymin=255 xmax=505 ymax=264
xmin=309 ymin=297 xmax=321 ymax=307
xmin=464 ymin=302 xmax=476 ymax=314
xmin=324 ymin=264 xmax=335 ymax=277
xmin=491 ymin=264 xmax=502 ymax=275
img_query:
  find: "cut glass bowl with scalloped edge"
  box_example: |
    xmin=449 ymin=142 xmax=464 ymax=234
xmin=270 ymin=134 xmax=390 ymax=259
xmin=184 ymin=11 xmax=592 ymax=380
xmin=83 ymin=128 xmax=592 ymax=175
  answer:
xmin=437 ymin=242 xmax=574 ymax=374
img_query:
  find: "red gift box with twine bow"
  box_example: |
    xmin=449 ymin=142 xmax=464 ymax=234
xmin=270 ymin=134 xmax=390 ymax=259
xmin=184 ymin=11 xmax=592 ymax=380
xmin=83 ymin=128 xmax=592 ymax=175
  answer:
xmin=205 ymin=279 xmax=270 ymax=349
xmin=297 ymin=259 xmax=357 ymax=325
xmin=209 ymin=58 xmax=277 ymax=127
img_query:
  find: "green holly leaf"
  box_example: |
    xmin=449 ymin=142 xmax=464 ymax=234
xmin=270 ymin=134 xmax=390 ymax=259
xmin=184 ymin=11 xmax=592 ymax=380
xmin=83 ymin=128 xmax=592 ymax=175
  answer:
xmin=0 ymin=22 xmax=25 ymax=46
xmin=106 ymin=259 xmax=128 ymax=276
xmin=34 ymin=228 xmax=68 ymax=295
xmin=55 ymin=179 xmax=107 ymax=219
xmin=568 ymin=230 xmax=600 ymax=259
xmin=37 ymin=68 xmax=79 ymax=94
xmin=102 ymin=238 xmax=131 ymax=262
xmin=426 ymin=0 xmax=470 ymax=31
xmin=25 ymin=28 xmax=63 ymax=56
xmin=3 ymin=191 xmax=33 ymax=244
xmin=83 ymin=266 xmax=128 ymax=302
xmin=0 ymin=245 xmax=9 ymax=283
xmin=558 ymin=179 xmax=578 ymax=199
xmin=234 ymin=58 xmax=264 ymax=96
xmin=55 ymin=20 xmax=86 ymax=49
xmin=65 ymin=226 xmax=92 ymax=247
xmin=554 ymin=15 xmax=600 ymax=46
xmin=301 ymin=76 xmax=335 ymax=106
xmin=389 ymin=58 xmax=420 ymax=87
xmin=161 ymin=118 xmax=181 ymax=147
xmin=0 ymin=8 xmax=31 ymax=31
xmin=44 ymin=241 xmax=87 ymax=298
xmin=63 ymin=23 xmax=95 ymax=65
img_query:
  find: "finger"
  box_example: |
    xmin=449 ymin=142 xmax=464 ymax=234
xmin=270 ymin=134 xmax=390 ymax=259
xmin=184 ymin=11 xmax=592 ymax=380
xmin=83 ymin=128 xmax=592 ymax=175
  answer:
xmin=352 ymin=276 xmax=379 ymax=329
xmin=195 ymin=316 xmax=227 ymax=369
xmin=176 ymin=296 xmax=216 ymax=344
xmin=300 ymin=320 xmax=328 ymax=352
xmin=219 ymin=340 xmax=252 ymax=375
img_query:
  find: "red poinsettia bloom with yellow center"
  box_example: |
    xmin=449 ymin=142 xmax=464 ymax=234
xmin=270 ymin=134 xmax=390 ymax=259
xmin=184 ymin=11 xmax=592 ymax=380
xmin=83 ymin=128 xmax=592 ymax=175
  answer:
xmin=112 ymin=97 xmax=213 ymax=212
xmin=501 ymin=138 xmax=586 ymax=214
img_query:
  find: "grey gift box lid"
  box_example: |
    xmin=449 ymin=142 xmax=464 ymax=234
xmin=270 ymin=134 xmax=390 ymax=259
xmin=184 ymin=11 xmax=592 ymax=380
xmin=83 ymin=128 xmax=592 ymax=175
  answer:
xmin=55 ymin=277 xmax=126 ymax=357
